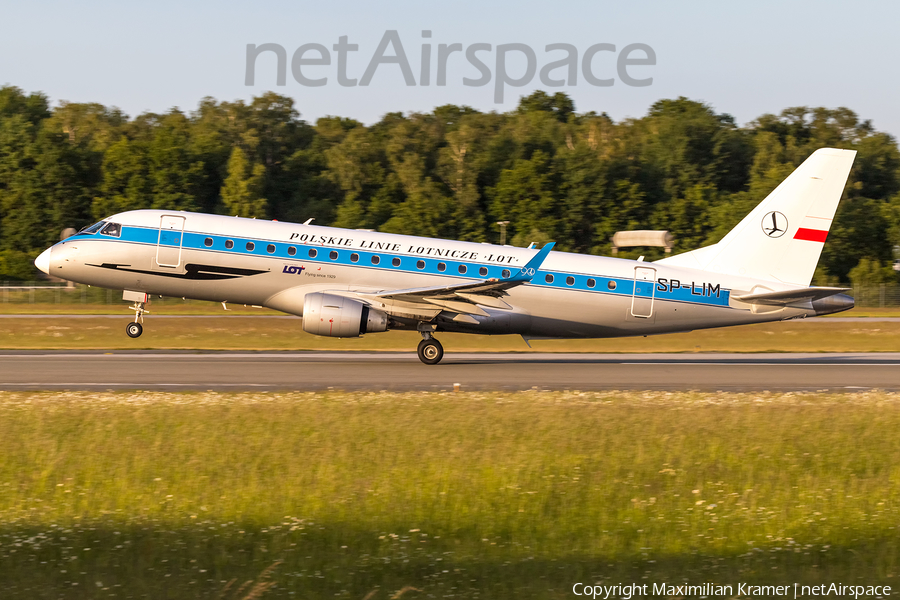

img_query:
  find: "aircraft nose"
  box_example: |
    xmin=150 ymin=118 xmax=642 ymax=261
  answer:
xmin=34 ymin=247 xmax=52 ymax=275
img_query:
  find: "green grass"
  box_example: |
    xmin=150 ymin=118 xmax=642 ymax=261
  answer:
xmin=3 ymin=315 xmax=900 ymax=353
xmin=3 ymin=300 xmax=900 ymax=318
xmin=0 ymin=300 xmax=281 ymax=315
xmin=0 ymin=391 xmax=898 ymax=599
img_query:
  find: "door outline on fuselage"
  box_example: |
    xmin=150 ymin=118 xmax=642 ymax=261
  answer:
xmin=631 ymin=266 xmax=656 ymax=318
xmin=156 ymin=215 xmax=186 ymax=268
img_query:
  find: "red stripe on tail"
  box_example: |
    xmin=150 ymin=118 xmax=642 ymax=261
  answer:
xmin=794 ymin=228 xmax=828 ymax=242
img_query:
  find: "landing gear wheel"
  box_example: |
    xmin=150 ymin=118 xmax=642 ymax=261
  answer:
xmin=417 ymin=338 xmax=444 ymax=365
xmin=126 ymin=299 xmax=149 ymax=338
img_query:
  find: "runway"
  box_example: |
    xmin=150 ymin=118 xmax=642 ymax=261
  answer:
xmin=2 ymin=351 xmax=900 ymax=392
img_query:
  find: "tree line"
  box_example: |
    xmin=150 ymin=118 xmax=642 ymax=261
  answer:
xmin=1 ymin=86 xmax=899 ymax=286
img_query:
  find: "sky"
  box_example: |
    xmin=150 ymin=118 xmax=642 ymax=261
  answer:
xmin=1 ymin=0 xmax=898 ymax=136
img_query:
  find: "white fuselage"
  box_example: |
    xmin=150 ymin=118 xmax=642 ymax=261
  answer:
xmin=38 ymin=210 xmax=848 ymax=339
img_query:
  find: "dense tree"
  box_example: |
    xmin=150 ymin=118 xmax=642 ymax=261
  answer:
xmin=489 ymin=150 xmax=559 ymax=246
xmin=220 ymin=147 xmax=268 ymax=218
xmin=2 ymin=85 xmax=899 ymax=285
xmin=92 ymin=137 xmax=152 ymax=218
xmin=0 ymin=86 xmax=51 ymax=126
xmin=0 ymin=90 xmax=93 ymax=253
xmin=517 ymin=90 xmax=575 ymax=123
xmin=145 ymin=111 xmax=203 ymax=212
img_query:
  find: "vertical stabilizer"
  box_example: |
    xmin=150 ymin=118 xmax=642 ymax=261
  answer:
xmin=657 ymin=148 xmax=856 ymax=286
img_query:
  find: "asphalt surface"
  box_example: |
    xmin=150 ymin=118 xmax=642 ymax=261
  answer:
xmin=2 ymin=351 xmax=900 ymax=392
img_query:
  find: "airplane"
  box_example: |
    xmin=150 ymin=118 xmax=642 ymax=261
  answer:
xmin=35 ymin=147 xmax=856 ymax=365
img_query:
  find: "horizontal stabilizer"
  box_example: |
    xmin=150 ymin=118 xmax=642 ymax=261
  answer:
xmin=733 ymin=287 xmax=850 ymax=306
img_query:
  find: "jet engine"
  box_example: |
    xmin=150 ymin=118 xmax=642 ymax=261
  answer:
xmin=301 ymin=292 xmax=388 ymax=338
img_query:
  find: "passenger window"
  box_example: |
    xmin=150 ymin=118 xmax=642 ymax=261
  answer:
xmin=458 ymin=265 xmax=467 ymax=274
xmin=437 ymin=262 xmax=446 ymax=272
xmin=267 ymin=244 xmax=276 ymax=254
xmin=204 ymin=237 xmax=213 ymax=247
xmin=225 ymin=240 xmax=234 ymax=249
xmin=608 ymin=280 xmax=617 ymax=290
xmin=479 ymin=267 xmax=488 ymax=277
xmin=100 ymin=222 xmax=121 ymax=237
xmin=329 ymin=251 xmax=338 ymax=260
xmin=545 ymin=274 xmax=554 ymax=283
xmin=371 ymin=255 xmax=380 ymax=265
xmin=587 ymin=278 xmax=596 ymax=288
xmin=351 ymin=253 xmax=359 ymax=263
xmin=416 ymin=260 xmax=425 ymax=269
xmin=392 ymin=257 xmax=401 ymax=267
xmin=309 ymin=248 xmax=317 ymax=258
xmin=287 ymin=246 xmax=296 ymax=256
xmin=502 ymin=269 xmax=511 ymax=278
xmin=566 ymin=276 xmax=575 ymax=286
xmin=246 ymin=241 xmax=255 ymax=251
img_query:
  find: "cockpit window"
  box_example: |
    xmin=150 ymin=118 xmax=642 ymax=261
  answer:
xmin=100 ymin=222 xmax=121 ymax=237
xmin=81 ymin=221 xmax=107 ymax=234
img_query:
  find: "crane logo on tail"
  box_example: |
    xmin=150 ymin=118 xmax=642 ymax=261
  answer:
xmin=761 ymin=211 xmax=787 ymax=238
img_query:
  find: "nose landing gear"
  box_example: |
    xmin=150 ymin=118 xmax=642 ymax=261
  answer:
xmin=126 ymin=301 xmax=148 ymax=338
xmin=123 ymin=291 xmax=150 ymax=339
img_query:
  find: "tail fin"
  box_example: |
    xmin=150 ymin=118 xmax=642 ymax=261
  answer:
xmin=657 ymin=148 xmax=856 ymax=286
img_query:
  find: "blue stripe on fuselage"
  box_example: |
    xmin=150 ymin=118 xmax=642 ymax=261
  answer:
xmin=67 ymin=226 xmax=732 ymax=308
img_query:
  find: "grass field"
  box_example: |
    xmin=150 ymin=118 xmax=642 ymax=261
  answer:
xmin=0 ymin=301 xmax=281 ymax=316
xmin=2 ymin=300 xmax=900 ymax=318
xmin=1 ymin=390 xmax=898 ymax=599
xmin=2 ymin=315 xmax=900 ymax=353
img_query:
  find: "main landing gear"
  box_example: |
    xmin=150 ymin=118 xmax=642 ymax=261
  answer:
xmin=417 ymin=331 xmax=444 ymax=365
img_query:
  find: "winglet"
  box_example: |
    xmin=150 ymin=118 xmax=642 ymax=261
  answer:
xmin=505 ymin=242 xmax=555 ymax=282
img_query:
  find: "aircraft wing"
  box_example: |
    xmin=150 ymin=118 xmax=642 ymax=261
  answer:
xmin=733 ymin=286 xmax=850 ymax=306
xmin=371 ymin=242 xmax=554 ymax=312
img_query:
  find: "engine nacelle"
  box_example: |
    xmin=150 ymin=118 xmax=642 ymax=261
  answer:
xmin=301 ymin=292 xmax=388 ymax=338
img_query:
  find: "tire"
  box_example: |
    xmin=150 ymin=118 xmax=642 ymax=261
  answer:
xmin=417 ymin=338 xmax=444 ymax=365
xmin=126 ymin=322 xmax=143 ymax=338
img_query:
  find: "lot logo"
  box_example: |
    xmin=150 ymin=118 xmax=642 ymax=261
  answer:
xmin=283 ymin=265 xmax=306 ymax=274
